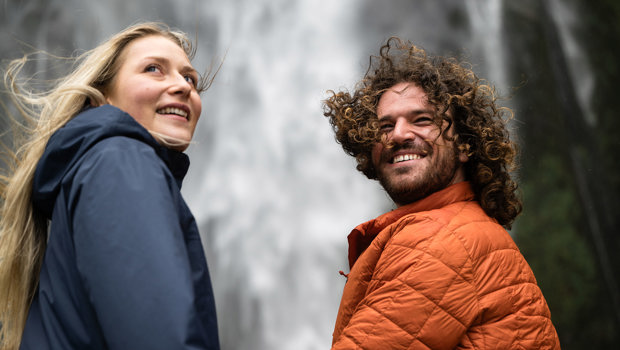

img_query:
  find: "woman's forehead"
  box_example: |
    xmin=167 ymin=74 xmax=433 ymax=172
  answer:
xmin=121 ymin=35 xmax=190 ymax=65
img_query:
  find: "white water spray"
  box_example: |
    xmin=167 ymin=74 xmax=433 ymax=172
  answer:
xmin=181 ymin=1 xmax=389 ymax=349
xmin=1 ymin=1 xmax=532 ymax=349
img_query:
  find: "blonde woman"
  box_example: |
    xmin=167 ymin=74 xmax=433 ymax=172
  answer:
xmin=0 ymin=22 xmax=220 ymax=349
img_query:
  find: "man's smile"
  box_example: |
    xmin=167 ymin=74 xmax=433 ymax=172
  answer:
xmin=391 ymin=153 xmax=425 ymax=164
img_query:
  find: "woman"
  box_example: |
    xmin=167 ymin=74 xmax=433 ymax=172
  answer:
xmin=0 ymin=22 xmax=220 ymax=349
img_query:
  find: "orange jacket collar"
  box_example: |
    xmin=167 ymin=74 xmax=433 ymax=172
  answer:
xmin=346 ymin=181 xmax=475 ymax=268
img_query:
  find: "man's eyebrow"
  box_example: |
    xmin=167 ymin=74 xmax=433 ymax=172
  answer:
xmin=378 ymin=109 xmax=434 ymax=121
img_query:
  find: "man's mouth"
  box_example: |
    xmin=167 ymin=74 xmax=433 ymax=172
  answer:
xmin=157 ymin=107 xmax=189 ymax=120
xmin=390 ymin=153 xmax=426 ymax=164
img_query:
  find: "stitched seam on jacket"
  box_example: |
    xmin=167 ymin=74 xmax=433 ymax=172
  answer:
xmin=355 ymin=295 xmax=433 ymax=350
xmin=370 ymin=251 xmax=472 ymax=336
xmin=355 ymin=201 xmax=512 ymax=347
xmin=447 ymin=204 xmax=548 ymax=348
xmin=351 ymin=251 xmax=468 ymax=347
xmin=449 ymin=219 xmax=538 ymax=298
xmin=419 ymin=202 xmax=484 ymax=346
xmin=444 ymin=205 xmax=491 ymax=348
xmin=402 ymin=263 xmax=468 ymax=338
xmin=378 ymin=210 xmax=476 ymax=337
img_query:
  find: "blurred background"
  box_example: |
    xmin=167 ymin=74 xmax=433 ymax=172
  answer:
xmin=1 ymin=0 xmax=619 ymax=348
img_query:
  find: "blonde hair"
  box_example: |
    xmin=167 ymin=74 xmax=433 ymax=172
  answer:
xmin=0 ymin=22 xmax=205 ymax=349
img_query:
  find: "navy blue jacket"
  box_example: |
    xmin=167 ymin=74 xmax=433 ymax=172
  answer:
xmin=21 ymin=105 xmax=220 ymax=349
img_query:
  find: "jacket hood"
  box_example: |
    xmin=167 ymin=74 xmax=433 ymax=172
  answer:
xmin=32 ymin=104 xmax=190 ymax=219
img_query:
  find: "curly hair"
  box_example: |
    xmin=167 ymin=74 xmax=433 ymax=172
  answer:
xmin=323 ymin=37 xmax=521 ymax=228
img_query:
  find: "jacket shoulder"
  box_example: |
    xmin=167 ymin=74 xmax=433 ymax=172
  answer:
xmin=445 ymin=202 xmax=520 ymax=260
xmin=385 ymin=201 xmax=510 ymax=273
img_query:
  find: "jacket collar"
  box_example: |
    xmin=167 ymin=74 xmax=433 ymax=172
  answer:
xmin=347 ymin=181 xmax=475 ymax=268
xmin=32 ymin=105 xmax=190 ymax=219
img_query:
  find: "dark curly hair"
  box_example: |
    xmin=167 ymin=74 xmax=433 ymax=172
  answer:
xmin=323 ymin=37 xmax=522 ymax=228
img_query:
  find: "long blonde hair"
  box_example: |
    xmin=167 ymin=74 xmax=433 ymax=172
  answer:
xmin=0 ymin=22 xmax=204 ymax=349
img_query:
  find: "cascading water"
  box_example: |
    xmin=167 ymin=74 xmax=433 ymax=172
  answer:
xmin=8 ymin=0 xmax=609 ymax=348
xmin=0 ymin=1 xmax=480 ymax=349
xmin=183 ymin=1 xmax=391 ymax=348
xmin=464 ymin=0 xmax=508 ymax=95
xmin=0 ymin=1 xmax=390 ymax=349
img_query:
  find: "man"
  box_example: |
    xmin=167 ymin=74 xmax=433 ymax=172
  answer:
xmin=322 ymin=37 xmax=560 ymax=349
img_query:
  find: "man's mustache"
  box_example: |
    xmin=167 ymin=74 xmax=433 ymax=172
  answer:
xmin=382 ymin=141 xmax=432 ymax=160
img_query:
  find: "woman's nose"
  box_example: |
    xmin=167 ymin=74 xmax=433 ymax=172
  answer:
xmin=169 ymin=74 xmax=192 ymax=95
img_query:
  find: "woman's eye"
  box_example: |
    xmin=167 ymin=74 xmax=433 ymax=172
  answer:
xmin=184 ymin=75 xmax=197 ymax=86
xmin=145 ymin=65 xmax=161 ymax=73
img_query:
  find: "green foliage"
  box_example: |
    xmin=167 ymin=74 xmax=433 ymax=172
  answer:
xmin=516 ymin=154 xmax=615 ymax=346
xmin=505 ymin=0 xmax=620 ymax=348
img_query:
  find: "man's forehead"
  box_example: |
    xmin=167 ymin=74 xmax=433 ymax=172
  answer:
xmin=377 ymin=83 xmax=432 ymax=115
xmin=382 ymin=83 xmax=428 ymax=101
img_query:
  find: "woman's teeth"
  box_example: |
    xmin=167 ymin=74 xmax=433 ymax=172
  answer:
xmin=157 ymin=107 xmax=188 ymax=119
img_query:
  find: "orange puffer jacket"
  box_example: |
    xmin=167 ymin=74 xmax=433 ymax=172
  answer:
xmin=332 ymin=182 xmax=560 ymax=349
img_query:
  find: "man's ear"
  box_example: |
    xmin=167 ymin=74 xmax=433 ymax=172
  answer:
xmin=458 ymin=143 xmax=471 ymax=163
xmin=459 ymin=152 xmax=469 ymax=163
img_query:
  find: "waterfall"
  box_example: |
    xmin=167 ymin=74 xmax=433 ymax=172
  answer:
xmin=182 ymin=1 xmax=390 ymax=349
xmin=547 ymin=0 xmax=596 ymax=126
xmin=464 ymin=0 xmax=508 ymax=94
xmin=1 ymin=0 xmax=564 ymax=349
xmin=0 ymin=2 xmax=389 ymax=349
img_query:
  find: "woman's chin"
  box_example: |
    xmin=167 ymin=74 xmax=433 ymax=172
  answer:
xmin=150 ymin=132 xmax=192 ymax=151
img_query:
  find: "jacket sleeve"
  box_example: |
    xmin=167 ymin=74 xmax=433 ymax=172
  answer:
xmin=332 ymin=218 xmax=480 ymax=350
xmin=69 ymin=137 xmax=210 ymax=349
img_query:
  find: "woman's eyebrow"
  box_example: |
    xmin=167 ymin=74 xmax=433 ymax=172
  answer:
xmin=143 ymin=56 xmax=197 ymax=73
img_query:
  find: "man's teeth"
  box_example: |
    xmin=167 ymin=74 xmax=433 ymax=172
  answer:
xmin=393 ymin=154 xmax=422 ymax=163
xmin=157 ymin=107 xmax=188 ymax=119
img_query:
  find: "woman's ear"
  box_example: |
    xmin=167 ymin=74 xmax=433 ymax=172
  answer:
xmin=104 ymin=91 xmax=114 ymax=105
xmin=101 ymin=83 xmax=113 ymax=105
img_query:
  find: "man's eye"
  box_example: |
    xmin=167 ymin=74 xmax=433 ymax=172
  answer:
xmin=415 ymin=117 xmax=433 ymax=124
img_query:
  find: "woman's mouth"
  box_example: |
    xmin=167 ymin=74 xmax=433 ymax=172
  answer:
xmin=157 ymin=107 xmax=189 ymax=120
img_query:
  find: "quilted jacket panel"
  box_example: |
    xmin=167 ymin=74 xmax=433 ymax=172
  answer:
xmin=332 ymin=182 xmax=559 ymax=349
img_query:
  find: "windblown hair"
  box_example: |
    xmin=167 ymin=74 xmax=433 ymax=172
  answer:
xmin=323 ymin=37 xmax=522 ymax=228
xmin=0 ymin=22 xmax=210 ymax=349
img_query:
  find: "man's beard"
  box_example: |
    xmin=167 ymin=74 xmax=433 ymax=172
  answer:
xmin=376 ymin=142 xmax=462 ymax=206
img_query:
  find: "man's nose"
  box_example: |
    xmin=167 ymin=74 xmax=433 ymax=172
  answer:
xmin=390 ymin=118 xmax=415 ymax=144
